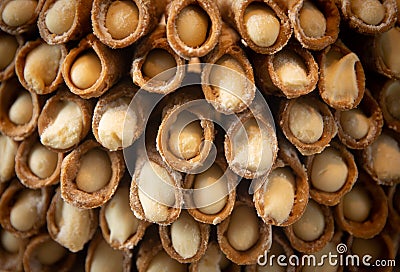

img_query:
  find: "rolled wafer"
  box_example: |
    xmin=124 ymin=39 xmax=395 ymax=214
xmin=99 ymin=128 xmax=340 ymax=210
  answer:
xmin=0 ymin=227 xmax=28 ymax=272
xmin=62 ymin=34 xmax=130 ymax=99
xmin=387 ymin=184 xmax=400 ymax=234
xmin=38 ymin=0 xmax=92 ymax=44
xmin=166 ymin=0 xmax=222 ymax=59
xmin=377 ymin=79 xmax=400 ymax=133
xmin=60 ymin=139 xmax=125 ymax=209
xmin=216 ymin=0 xmax=291 ymax=54
xmin=131 ymin=25 xmax=186 ymax=94
xmin=0 ymin=77 xmax=40 ymax=141
xmin=0 ymin=0 xmax=45 ymax=35
xmin=0 ymin=32 xmax=23 ymax=81
xmin=92 ymin=0 xmax=168 ymax=49
xmin=15 ymin=38 xmax=67 ymax=95
xmin=0 ymin=133 xmax=18 ymax=183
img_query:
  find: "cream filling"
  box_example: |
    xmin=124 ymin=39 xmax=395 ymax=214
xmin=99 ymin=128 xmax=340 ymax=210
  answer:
xmin=28 ymin=142 xmax=58 ymax=179
xmin=98 ymin=98 xmax=137 ymax=151
xmin=299 ymin=0 xmax=326 ymax=38
xmin=8 ymin=92 xmax=33 ymax=125
xmin=227 ymin=205 xmax=259 ymax=251
xmin=45 ymin=0 xmax=75 ymax=35
xmin=0 ymin=33 xmax=18 ymax=70
xmin=24 ymin=43 xmax=62 ymax=93
xmin=75 ymin=148 xmax=112 ymax=193
xmin=378 ymin=27 xmax=400 ymax=75
xmin=209 ymin=55 xmax=248 ymax=111
xmin=288 ymin=100 xmax=324 ymax=144
xmin=324 ymin=51 xmax=360 ymax=105
xmin=257 ymin=241 xmax=286 ymax=272
xmin=176 ymin=5 xmax=209 ymax=48
xmin=370 ymin=133 xmax=400 ymax=181
xmin=142 ymin=49 xmax=176 ymax=81
xmin=263 ymin=167 xmax=295 ymax=224
xmin=1 ymin=0 xmax=37 ymax=27
xmin=147 ymin=250 xmax=187 ymax=272
xmin=273 ymin=50 xmax=308 ymax=89
xmin=138 ymin=161 xmax=176 ymax=223
xmin=292 ymin=200 xmax=325 ymax=242
xmin=10 ymin=190 xmax=42 ymax=232
xmin=244 ymin=3 xmax=280 ymax=47
xmin=302 ymin=242 xmax=338 ymax=272
xmin=193 ymin=164 xmax=228 ymax=215
xmin=105 ymin=186 xmax=139 ymax=244
xmin=171 ymin=212 xmax=201 ymax=259
xmin=351 ymin=0 xmax=385 ymax=25
xmin=0 ymin=135 xmax=18 ymax=182
xmin=352 ymin=237 xmax=384 ymax=261
xmin=36 ymin=239 xmax=66 ymax=265
xmin=90 ymin=239 xmax=124 ymax=272
xmin=105 ymin=0 xmax=139 ymax=40
xmin=385 ymin=80 xmax=400 ymax=119
xmin=40 ymin=100 xmax=83 ymax=150
xmin=340 ymin=109 xmax=370 ymax=140
xmin=168 ymin=111 xmax=203 ymax=160
xmin=70 ymin=51 xmax=102 ymax=89
xmin=0 ymin=230 xmax=21 ymax=253
xmin=343 ymin=185 xmax=372 ymax=222
xmin=232 ymin=118 xmax=274 ymax=173
xmin=197 ymin=242 xmax=229 ymax=272
xmin=311 ymin=147 xmax=349 ymax=193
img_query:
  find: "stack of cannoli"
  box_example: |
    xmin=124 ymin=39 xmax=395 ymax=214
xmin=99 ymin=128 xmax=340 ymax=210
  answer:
xmin=1 ymin=0 xmax=400 ymax=271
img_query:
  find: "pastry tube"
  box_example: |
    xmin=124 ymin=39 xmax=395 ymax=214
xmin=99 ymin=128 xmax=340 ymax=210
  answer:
xmin=306 ymin=141 xmax=358 ymax=206
xmin=92 ymin=0 xmax=168 ymax=49
xmin=0 ymin=227 xmax=28 ymax=272
xmin=338 ymin=0 xmax=397 ymax=35
xmin=224 ymin=107 xmax=278 ymax=179
xmin=22 ymin=233 xmax=76 ymax=272
xmin=387 ymin=184 xmax=400 ymax=234
xmin=37 ymin=87 xmax=93 ymax=153
xmin=46 ymin=188 xmax=97 ymax=252
xmin=60 ymin=139 xmax=125 ymax=209
xmin=0 ymin=77 xmax=40 ymax=141
xmin=253 ymin=138 xmax=309 ymax=227
xmin=159 ymin=210 xmax=210 ymax=263
xmin=92 ymin=79 xmax=144 ymax=151
xmin=38 ymin=0 xmax=91 ymax=44
xmin=377 ymin=79 xmax=400 ymax=133
xmin=216 ymin=0 xmax=291 ymax=54
xmin=251 ymin=41 xmax=318 ymax=99
xmin=166 ymin=0 xmax=222 ymax=59
xmin=15 ymin=39 xmax=67 ymax=95
xmin=131 ymin=25 xmax=186 ymax=94
xmin=217 ymin=197 xmax=272 ymax=265
xmin=0 ymin=0 xmax=45 ymax=35
xmin=0 ymin=32 xmax=23 ymax=81
xmin=334 ymin=171 xmax=388 ymax=239
xmin=62 ymin=34 xmax=129 ymax=99
xmin=15 ymin=133 xmax=63 ymax=189
xmin=360 ymin=129 xmax=400 ymax=186
xmin=318 ymin=39 xmax=365 ymax=110
xmin=0 ymin=134 xmax=18 ymax=183
xmin=279 ymin=95 xmax=337 ymax=156
xmin=99 ymin=182 xmax=149 ymax=250
xmin=201 ymin=25 xmax=255 ymax=114
xmin=335 ymin=89 xmax=383 ymax=149
xmin=288 ymin=0 xmax=340 ymax=51
xmin=0 ymin=179 xmax=52 ymax=239
xmin=284 ymin=199 xmax=334 ymax=254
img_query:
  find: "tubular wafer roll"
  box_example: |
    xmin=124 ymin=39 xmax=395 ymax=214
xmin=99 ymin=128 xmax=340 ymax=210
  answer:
xmin=0 ymin=77 xmax=40 ymax=141
xmin=377 ymin=79 xmax=400 ymax=133
xmin=0 ymin=32 xmax=23 ymax=81
xmin=46 ymin=188 xmax=97 ymax=253
xmin=0 ymin=179 xmax=52 ymax=239
xmin=37 ymin=0 xmax=92 ymax=44
xmin=216 ymin=0 xmax=291 ymax=55
xmin=15 ymin=133 xmax=63 ymax=189
xmin=92 ymin=0 xmax=168 ymax=49
xmin=166 ymin=0 xmax=222 ymax=59
xmin=60 ymin=139 xmax=125 ymax=209
xmin=0 ymin=134 xmax=18 ymax=183
xmin=131 ymin=25 xmax=186 ymax=94
xmin=15 ymin=39 xmax=67 ymax=95
xmin=338 ymin=0 xmax=397 ymax=35
xmin=253 ymin=138 xmax=309 ymax=227
xmin=284 ymin=199 xmax=334 ymax=254
xmin=62 ymin=34 xmax=129 ymax=99
xmin=0 ymin=0 xmax=45 ymax=35
xmin=289 ymin=0 xmax=340 ymax=51
xmin=387 ymin=184 xmax=400 ymax=234
xmin=0 ymin=227 xmax=28 ymax=272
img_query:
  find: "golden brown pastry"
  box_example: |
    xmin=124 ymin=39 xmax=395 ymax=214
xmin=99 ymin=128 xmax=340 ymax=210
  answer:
xmin=0 ymin=226 xmax=28 ymax=272
xmin=0 ymin=31 xmax=23 ymax=81
xmin=377 ymin=79 xmax=400 ymax=133
xmin=0 ymin=133 xmax=18 ymax=183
